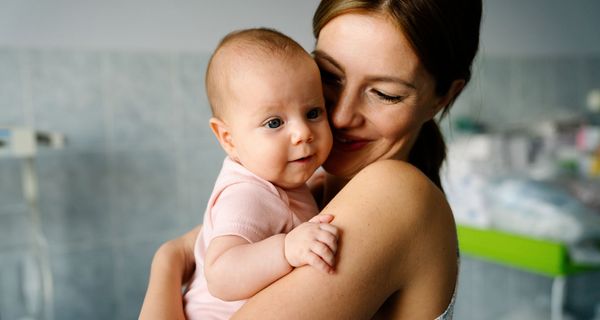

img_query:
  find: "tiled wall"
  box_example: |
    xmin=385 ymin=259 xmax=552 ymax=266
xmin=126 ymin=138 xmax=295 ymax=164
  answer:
xmin=0 ymin=48 xmax=225 ymax=319
xmin=448 ymin=55 xmax=600 ymax=132
xmin=1 ymin=47 xmax=599 ymax=319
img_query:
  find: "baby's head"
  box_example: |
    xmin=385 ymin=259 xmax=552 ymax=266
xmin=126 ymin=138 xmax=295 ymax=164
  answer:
xmin=206 ymin=28 xmax=332 ymax=189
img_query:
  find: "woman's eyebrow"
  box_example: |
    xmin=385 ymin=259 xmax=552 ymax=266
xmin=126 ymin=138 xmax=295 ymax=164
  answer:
xmin=312 ymin=50 xmax=344 ymax=72
xmin=313 ymin=50 xmax=415 ymax=89
xmin=367 ymin=75 xmax=416 ymax=89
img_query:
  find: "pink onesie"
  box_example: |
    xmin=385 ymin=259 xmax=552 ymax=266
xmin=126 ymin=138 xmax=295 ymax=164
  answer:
xmin=183 ymin=157 xmax=319 ymax=320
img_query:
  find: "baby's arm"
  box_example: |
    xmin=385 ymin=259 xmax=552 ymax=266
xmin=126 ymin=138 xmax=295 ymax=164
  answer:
xmin=204 ymin=214 xmax=338 ymax=301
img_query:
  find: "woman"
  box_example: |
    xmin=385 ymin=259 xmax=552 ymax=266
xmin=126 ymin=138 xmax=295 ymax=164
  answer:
xmin=140 ymin=0 xmax=481 ymax=318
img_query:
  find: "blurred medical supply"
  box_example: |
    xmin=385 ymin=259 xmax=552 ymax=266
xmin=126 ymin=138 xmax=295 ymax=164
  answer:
xmin=443 ymin=92 xmax=600 ymax=265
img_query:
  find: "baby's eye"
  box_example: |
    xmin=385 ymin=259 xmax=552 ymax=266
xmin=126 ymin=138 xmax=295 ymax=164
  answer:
xmin=265 ymin=118 xmax=283 ymax=129
xmin=306 ymin=108 xmax=323 ymax=120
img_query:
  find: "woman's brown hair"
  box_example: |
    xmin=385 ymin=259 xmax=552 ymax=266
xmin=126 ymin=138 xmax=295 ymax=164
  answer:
xmin=313 ymin=0 xmax=482 ymax=189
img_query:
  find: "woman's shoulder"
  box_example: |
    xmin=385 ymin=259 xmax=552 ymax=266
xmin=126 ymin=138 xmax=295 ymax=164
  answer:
xmin=347 ymin=159 xmax=448 ymax=217
xmin=345 ymin=160 xmax=458 ymax=317
xmin=357 ymin=159 xmax=433 ymax=187
xmin=327 ymin=159 xmax=453 ymax=247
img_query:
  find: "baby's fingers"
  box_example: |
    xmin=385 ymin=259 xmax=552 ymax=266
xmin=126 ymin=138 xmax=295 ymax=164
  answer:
xmin=309 ymin=214 xmax=334 ymax=224
xmin=318 ymin=223 xmax=339 ymax=238
xmin=311 ymin=240 xmax=336 ymax=269
xmin=306 ymin=250 xmax=334 ymax=274
xmin=316 ymin=228 xmax=338 ymax=254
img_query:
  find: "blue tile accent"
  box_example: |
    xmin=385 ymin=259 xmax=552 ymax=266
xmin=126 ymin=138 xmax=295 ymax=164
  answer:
xmin=107 ymin=148 xmax=184 ymax=239
xmin=113 ymin=238 xmax=165 ymax=320
xmin=181 ymin=137 xmax=225 ymax=226
xmin=551 ymin=57 xmax=587 ymax=112
xmin=0 ymin=48 xmax=25 ymax=126
xmin=105 ymin=52 xmax=183 ymax=153
xmin=35 ymin=152 xmax=111 ymax=246
xmin=478 ymin=56 xmax=513 ymax=129
xmin=0 ymin=158 xmax=24 ymax=208
xmin=28 ymin=50 xmax=106 ymax=152
xmin=0 ymin=206 xmax=33 ymax=250
xmin=176 ymin=53 xmax=213 ymax=140
xmin=50 ymin=245 xmax=116 ymax=320
xmin=0 ymin=250 xmax=31 ymax=320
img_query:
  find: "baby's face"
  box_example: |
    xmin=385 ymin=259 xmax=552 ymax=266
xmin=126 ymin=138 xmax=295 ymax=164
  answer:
xmin=224 ymin=54 xmax=332 ymax=189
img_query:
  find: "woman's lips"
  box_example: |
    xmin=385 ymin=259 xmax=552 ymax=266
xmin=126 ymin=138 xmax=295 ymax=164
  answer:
xmin=333 ymin=135 xmax=369 ymax=152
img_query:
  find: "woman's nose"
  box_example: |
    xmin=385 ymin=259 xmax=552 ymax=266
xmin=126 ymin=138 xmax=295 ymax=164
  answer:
xmin=329 ymin=89 xmax=362 ymax=129
xmin=291 ymin=121 xmax=313 ymax=145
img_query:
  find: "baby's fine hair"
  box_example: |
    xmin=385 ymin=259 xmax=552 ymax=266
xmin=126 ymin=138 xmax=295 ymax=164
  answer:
xmin=205 ymin=28 xmax=308 ymax=117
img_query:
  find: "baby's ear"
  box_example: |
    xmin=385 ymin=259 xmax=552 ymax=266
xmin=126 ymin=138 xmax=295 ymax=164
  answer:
xmin=209 ymin=117 xmax=239 ymax=160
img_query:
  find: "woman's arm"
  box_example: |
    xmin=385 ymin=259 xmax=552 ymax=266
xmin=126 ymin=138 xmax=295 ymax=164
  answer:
xmin=232 ymin=160 xmax=459 ymax=319
xmin=139 ymin=226 xmax=201 ymax=320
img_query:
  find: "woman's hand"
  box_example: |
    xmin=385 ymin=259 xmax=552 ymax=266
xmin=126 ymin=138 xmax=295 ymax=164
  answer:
xmin=139 ymin=225 xmax=201 ymax=320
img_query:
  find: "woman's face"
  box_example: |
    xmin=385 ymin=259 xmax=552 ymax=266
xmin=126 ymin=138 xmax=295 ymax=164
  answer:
xmin=314 ymin=12 xmax=445 ymax=178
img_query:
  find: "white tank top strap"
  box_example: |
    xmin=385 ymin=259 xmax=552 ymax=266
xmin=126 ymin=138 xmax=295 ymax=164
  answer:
xmin=434 ymin=256 xmax=460 ymax=320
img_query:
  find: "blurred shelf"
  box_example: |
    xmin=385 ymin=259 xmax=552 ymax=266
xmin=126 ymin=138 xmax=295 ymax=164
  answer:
xmin=457 ymin=224 xmax=600 ymax=277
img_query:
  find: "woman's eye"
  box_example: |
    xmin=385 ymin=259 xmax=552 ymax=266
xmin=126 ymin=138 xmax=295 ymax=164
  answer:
xmin=374 ymin=90 xmax=404 ymax=103
xmin=320 ymin=69 xmax=342 ymax=86
xmin=265 ymin=118 xmax=283 ymax=129
xmin=306 ymin=108 xmax=323 ymax=120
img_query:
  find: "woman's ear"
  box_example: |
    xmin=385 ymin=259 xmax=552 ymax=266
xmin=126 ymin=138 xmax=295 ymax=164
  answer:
xmin=209 ymin=117 xmax=239 ymax=160
xmin=430 ymin=79 xmax=466 ymax=118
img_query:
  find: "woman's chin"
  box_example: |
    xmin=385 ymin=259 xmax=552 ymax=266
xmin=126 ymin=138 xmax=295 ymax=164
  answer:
xmin=322 ymin=156 xmax=363 ymax=179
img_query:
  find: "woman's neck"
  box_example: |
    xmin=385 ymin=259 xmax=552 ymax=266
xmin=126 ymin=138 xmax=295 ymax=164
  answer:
xmin=323 ymin=174 xmax=350 ymax=207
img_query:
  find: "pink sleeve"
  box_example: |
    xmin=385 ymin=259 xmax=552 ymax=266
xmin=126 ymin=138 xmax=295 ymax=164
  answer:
xmin=211 ymin=182 xmax=291 ymax=243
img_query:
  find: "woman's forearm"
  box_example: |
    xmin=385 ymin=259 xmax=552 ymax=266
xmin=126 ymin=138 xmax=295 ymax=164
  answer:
xmin=139 ymin=241 xmax=187 ymax=320
xmin=139 ymin=226 xmax=201 ymax=320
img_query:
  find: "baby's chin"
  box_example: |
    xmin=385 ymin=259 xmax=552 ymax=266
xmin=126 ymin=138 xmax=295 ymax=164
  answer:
xmin=275 ymin=174 xmax=317 ymax=190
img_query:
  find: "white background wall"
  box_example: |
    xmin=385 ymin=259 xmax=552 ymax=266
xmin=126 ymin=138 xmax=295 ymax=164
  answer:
xmin=1 ymin=0 xmax=600 ymax=55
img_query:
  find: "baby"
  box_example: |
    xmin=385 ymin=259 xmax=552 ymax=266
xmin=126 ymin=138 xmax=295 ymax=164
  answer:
xmin=183 ymin=28 xmax=336 ymax=320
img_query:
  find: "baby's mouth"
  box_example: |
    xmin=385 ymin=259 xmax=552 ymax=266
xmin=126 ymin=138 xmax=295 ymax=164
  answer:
xmin=291 ymin=155 xmax=313 ymax=163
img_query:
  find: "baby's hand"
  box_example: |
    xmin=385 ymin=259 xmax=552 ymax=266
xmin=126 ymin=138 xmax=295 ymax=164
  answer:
xmin=284 ymin=214 xmax=339 ymax=274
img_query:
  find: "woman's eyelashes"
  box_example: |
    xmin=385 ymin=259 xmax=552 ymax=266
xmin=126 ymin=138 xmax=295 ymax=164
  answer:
xmin=320 ymin=69 xmax=342 ymax=88
xmin=319 ymin=70 xmax=342 ymax=109
xmin=319 ymin=67 xmax=404 ymax=105
xmin=372 ymin=90 xmax=404 ymax=103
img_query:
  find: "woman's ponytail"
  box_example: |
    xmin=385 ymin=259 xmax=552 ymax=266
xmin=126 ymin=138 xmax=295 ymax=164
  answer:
xmin=408 ymin=119 xmax=446 ymax=191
